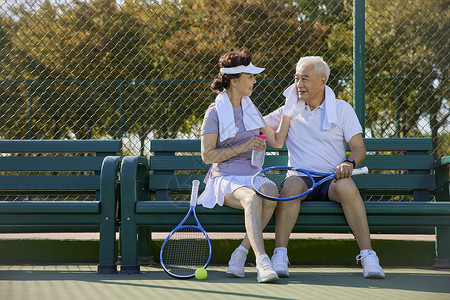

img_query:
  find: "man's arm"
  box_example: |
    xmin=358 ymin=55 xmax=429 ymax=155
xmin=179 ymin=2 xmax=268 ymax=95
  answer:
xmin=335 ymin=133 xmax=366 ymax=180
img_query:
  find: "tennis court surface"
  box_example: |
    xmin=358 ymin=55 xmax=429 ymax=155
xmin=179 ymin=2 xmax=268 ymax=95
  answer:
xmin=1 ymin=264 xmax=449 ymax=300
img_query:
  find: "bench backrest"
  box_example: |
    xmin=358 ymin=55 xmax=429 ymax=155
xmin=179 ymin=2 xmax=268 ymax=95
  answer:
xmin=0 ymin=140 xmax=121 ymax=200
xmin=148 ymin=138 xmax=437 ymax=202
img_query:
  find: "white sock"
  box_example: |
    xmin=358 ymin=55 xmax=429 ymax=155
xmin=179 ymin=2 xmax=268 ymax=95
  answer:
xmin=273 ymin=247 xmax=287 ymax=256
xmin=237 ymin=245 xmax=249 ymax=255
xmin=360 ymin=249 xmax=374 ymax=256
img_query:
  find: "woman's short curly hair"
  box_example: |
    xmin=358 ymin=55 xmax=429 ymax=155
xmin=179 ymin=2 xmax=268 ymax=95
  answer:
xmin=210 ymin=50 xmax=253 ymax=94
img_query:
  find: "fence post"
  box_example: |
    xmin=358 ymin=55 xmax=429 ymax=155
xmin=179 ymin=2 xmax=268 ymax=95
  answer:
xmin=353 ymin=0 xmax=365 ymax=136
xmin=27 ymin=80 xmax=33 ymax=139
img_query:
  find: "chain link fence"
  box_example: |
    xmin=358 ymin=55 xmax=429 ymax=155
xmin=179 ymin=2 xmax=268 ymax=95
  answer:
xmin=1 ymin=0 xmax=448 ymax=159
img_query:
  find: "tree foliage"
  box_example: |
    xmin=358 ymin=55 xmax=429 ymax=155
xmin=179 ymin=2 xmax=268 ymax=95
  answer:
xmin=0 ymin=0 xmax=447 ymax=156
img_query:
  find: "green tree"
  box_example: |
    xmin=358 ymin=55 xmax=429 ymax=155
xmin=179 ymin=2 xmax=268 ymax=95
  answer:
xmin=365 ymin=0 xmax=449 ymax=157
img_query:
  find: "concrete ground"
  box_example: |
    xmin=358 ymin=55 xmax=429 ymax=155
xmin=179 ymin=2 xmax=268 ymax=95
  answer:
xmin=0 ymin=264 xmax=449 ymax=300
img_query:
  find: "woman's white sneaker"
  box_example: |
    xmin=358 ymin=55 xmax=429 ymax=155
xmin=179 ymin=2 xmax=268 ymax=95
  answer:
xmin=356 ymin=249 xmax=385 ymax=279
xmin=256 ymin=254 xmax=279 ymax=283
xmin=271 ymin=249 xmax=290 ymax=278
xmin=226 ymin=246 xmax=248 ymax=278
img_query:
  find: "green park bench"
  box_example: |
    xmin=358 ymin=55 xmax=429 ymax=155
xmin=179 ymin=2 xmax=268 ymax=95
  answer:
xmin=118 ymin=138 xmax=450 ymax=274
xmin=0 ymin=140 xmax=121 ymax=274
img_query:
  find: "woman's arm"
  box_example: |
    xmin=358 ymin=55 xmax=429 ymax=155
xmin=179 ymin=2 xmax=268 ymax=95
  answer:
xmin=260 ymin=115 xmax=291 ymax=148
xmin=201 ymin=133 xmax=266 ymax=164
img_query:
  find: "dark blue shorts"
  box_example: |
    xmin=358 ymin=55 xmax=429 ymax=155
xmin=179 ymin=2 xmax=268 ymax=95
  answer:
xmin=301 ymin=176 xmax=332 ymax=201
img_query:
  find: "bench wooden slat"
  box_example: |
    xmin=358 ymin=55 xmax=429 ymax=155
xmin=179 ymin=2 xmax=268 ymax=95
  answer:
xmin=0 ymin=201 xmax=100 ymax=213
xmin=134 ymin=201 xmax=450 ymax=228
xmin=148 ymin=155 xmax=434 ymax=171
xmin=150 ymin=139 xmax=201 ymax=152
xmin=0 ymin=214 xmax=102 ymax=225
xmin=135 ymin=201 xmax=450 ymax=216
xmin=360 ymin=155 xmax=434 ymax=169
xmin=0 ymin=175 xmax=100 ymax=191
xmin=0 ymin=156 xmax=105 ymax=171
xmin=150 ymin=138 xmax=433 ymax=152
xmin=353 ymin=174 xmax=436 ymax=189
xmin=0 ymin=140 xmax=121 ymax=153
xmin=148 ymin=174 xmax=436 ymax=190
xmin=361 ymin=138 xmax=433 ymax=151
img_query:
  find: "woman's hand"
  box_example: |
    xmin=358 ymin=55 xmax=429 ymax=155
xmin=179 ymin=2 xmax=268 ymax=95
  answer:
xmin=243 ymin=136 xmax=266 ymax=152
xmin=202 ymin=133 xmax=266 ymax=164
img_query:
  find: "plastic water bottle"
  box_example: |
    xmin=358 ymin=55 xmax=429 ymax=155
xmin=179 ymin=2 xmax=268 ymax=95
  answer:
xmin=251 ymin=134 xmax=266 ymax=167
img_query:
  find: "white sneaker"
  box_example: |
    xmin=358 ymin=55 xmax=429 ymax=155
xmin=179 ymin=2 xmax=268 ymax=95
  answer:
xmin=271 ymin=250 xmax=290 ymax=278
xmin=356 ymin=249 xmax=385 ymax=279
xmin=226 ymin=247 xmax=247 ymax=278
xmin=256 ymin=254 xmax=279 ymax=283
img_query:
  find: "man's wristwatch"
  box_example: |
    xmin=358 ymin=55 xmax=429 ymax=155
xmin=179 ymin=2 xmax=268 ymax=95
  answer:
xmin=344 ymin=158 xmax=356 ymax=168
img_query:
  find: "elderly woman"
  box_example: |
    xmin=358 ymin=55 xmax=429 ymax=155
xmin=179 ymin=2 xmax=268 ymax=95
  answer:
xmin=197 ymin=50 xmax=293 ymax=283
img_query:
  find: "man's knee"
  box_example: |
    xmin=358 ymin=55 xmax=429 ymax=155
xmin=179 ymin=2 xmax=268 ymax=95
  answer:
xmin=280 ymin=177 xmax=307 ymax=198
xmin=329 ymin=178 xmax=360 ymax=203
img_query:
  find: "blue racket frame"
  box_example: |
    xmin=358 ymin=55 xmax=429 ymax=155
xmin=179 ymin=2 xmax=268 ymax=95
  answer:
xmin=251 ymin=166 xmax=368 ymax=202
xmin=159 ymin=180 xmax=212 ymax=279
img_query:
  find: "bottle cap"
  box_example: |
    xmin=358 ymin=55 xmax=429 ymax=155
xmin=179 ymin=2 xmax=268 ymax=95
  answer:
xmin=254 ymin=134 xmax=267 ymax=140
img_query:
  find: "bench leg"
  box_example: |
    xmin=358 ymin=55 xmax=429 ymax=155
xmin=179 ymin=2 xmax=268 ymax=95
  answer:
xmin=434 ymin=226 xmax=450 ymax=268
xmin=138 ymin=226 xmax=154 ymax=265
xmin=120 ymin=216 xmax=140 ymax=274
xmin=119 ymin=156 xmax=148 ymax=274
xmin=97 ymin=156 xmax=121 ymax=274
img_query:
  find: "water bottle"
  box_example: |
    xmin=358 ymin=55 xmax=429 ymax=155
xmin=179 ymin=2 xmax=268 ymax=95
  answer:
xmin=251 ymin=134 xmax=266 ymax=167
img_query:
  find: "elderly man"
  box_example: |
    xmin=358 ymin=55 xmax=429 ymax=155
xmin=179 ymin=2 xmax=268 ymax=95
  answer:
xmin=265 ymin=56 xmax=385 ymax=279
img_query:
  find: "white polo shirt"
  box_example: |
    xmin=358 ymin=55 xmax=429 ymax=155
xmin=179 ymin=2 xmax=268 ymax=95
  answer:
xmin=264 ymin=95 xmax=362 ymax=174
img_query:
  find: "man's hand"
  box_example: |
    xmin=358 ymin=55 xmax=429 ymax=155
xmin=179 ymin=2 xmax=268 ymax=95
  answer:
xmin=334 ymin=162 xmax=354 ymax=181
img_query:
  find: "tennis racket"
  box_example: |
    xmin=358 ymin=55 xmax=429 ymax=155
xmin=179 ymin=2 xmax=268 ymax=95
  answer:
xmin=251 ymin=166 xmax=368 ymax=201
xmin=160 ymin=179 xmax=212 ymax=279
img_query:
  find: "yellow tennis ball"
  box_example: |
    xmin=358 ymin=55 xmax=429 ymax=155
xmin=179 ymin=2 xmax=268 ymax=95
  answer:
xmin=195 ymin=268 xmax=207 ymax=280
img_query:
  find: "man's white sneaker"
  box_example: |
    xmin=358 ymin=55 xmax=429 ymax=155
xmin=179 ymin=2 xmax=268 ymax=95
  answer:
xmin=356 ymin=249 xmax=385 ymax=279
xmin=226 ymin=247 xmax=247 ymax=278
xmin=271 ymin=251 xmax=290 ymax=278
xmin=256 ymin=254 xmax=279 ymax=283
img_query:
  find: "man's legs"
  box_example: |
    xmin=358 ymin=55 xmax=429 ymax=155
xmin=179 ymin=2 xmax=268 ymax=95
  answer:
xmin=274 ymin=176 xmax=306 ymax=248
xmin=328 ymin=178 xmax=372 ymax=250
xmin=271 ymin=176 xmax=307 ymax=277
xmin=329 ymin=178 xmax=385 ymax=279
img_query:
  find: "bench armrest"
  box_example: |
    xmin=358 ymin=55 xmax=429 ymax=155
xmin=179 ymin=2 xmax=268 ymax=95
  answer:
xmin=100 ymin=156 xmax=122 ymax=218
xmin=435 ymin=156 xmax=450 ymax=201
xmin=120 ymin=156 xmax=149 ymax=203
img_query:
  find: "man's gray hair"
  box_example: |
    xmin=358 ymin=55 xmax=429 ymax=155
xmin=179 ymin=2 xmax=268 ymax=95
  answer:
xmin=296 ymin=56 xmax=330 ymax=80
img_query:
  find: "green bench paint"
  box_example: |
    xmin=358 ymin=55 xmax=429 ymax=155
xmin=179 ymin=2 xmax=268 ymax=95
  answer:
xmin=119 ymin=138 xmax=450 ymax=274
xmin=0 ymin=140 xmax=121 ymax=274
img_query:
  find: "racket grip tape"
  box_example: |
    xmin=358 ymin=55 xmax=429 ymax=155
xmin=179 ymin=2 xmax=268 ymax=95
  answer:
xmin=190 ymin=180 xmax=200 ymax=206
xmin=351 ymin=166 xmax=369 ymax=175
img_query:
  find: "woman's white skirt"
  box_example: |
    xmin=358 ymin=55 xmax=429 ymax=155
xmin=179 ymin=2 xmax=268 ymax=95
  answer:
xmin=197 ymin=175 xmax=273 ymax=208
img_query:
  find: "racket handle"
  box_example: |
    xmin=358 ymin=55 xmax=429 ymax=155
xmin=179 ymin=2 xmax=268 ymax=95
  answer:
xmin=352 ymin=166 xmax=369 ymax=175
xmin=190 ymin=180 xmax=200 ymax=206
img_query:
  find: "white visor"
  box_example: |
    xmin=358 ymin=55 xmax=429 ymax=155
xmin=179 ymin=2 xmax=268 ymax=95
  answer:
xmin=220 ymin=62 xmax=265 ymax=74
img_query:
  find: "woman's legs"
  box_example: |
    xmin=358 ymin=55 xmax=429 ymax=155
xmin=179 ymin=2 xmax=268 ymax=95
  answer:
xmin=224 ymin=183 xmax=277 ymax=256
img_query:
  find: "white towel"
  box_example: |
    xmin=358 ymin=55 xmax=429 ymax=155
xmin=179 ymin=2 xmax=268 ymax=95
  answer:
xmin=215 ymin=91 xmax=265 ymax=142
xmin=282 ymin=84 xmax=338 ymax=130
xmin=282 ymin=84 xmax=304 ymax=117
xmin=322 ymin=85 xmax=338 ymax=130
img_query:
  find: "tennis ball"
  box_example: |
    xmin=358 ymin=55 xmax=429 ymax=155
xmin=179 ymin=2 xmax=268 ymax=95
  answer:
xmin=195 ymin=267 xmax=207 ymax=280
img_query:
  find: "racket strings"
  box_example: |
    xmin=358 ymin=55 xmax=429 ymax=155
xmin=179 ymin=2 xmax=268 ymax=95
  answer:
xmin=161 ymin=226 xmax=209 ymax=277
